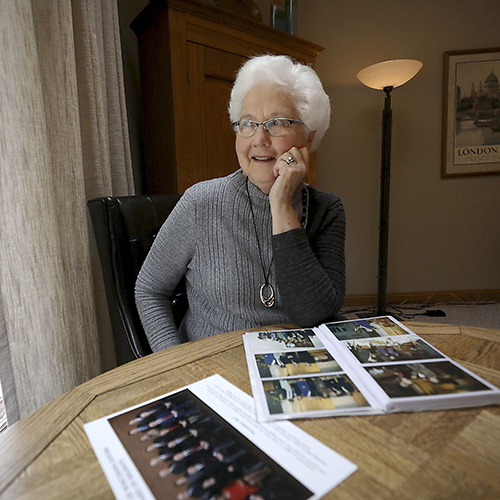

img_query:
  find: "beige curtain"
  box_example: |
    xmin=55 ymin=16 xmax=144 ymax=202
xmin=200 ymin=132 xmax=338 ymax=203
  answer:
xmin=0 ymin=0 xmax=134 ymax=423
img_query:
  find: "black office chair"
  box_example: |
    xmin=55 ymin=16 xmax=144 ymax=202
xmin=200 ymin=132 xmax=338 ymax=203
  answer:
xmin=87 ymin=195 xmax=188 ymax=366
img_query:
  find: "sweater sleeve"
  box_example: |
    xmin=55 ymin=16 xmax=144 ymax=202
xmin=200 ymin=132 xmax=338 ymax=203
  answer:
xmin=272 ymin=191 xmax=346 ymax=327
xmin=135 ymin=189 xmax=197 ymax=351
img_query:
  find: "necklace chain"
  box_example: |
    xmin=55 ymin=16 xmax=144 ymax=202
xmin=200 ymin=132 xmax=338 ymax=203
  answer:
xmin=245 ymin=177 xmax=309 ymax=308
xmin=246 ymin=178 xmax=275 ymax=307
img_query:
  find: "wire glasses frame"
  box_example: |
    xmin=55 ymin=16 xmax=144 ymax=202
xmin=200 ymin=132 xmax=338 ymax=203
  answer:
xmin=232 ymin=118 xmax=303 ymax=137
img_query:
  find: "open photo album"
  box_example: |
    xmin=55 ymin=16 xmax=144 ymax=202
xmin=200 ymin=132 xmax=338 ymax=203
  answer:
xmin=243 ymin=316 xmax=500 ymax=422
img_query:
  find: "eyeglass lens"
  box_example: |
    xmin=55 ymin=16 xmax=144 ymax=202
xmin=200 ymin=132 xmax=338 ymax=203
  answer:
xmin=235 ymin=119 xmax=298 ymax=137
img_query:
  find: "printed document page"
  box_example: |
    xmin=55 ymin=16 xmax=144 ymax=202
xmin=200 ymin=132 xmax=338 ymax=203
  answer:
xmin=84 ymin=374 xmax=357 ymax=500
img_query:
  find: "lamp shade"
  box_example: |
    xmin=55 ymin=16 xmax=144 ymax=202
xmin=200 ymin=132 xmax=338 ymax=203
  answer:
xmin=357 ymin=59 xmax=423 ymax=90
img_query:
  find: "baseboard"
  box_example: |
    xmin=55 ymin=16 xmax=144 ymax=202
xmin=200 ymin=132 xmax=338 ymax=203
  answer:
xmin=342 ymin=289 xmax=500 ymax=309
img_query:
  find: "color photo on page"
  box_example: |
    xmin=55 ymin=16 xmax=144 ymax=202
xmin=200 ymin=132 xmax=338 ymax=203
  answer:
xmin=366 ymin=360 xmax=492 ymax=398
xmin=324 ymin=317 xmax=408 ymax=341
xmin=85 ymin=375 xmax=358 ymax=500
xmin=108 ymin=389 xmax=311 ymax=500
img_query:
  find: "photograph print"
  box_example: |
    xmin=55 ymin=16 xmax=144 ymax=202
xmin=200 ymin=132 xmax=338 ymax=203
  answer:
xmin=262 ymin=374 xmax=371 ymax=415
xmin=366 ymin=361 xmax=493 ymax=399
xmin=324 ymin=317 xmax=408 ymax=341
xmin=255 ymin=348 xmax=342 ymax=378
xmin=244 ymin=329 xmax=324 ymax=352
xmin=344 ymin=335 xmax=445 ymax=365
xmin=108 ymin=389 xmax=312 ymax=500
xmin=442 ymin=47 xmax=500 ymax=177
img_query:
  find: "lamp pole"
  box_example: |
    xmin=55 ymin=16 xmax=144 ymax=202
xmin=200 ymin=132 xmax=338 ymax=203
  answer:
xmin=356 ymin=59 xmax=422 ymax=318
xmin=377 ymin=86 xmax=393 ymax=316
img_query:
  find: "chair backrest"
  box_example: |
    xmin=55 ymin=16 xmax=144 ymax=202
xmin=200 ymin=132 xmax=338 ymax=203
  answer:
xmin=87 ymin=195 xmax=187 ymax=365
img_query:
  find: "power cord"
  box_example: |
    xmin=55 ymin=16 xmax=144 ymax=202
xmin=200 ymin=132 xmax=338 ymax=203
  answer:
xmin=341 ymin=305 xmax=447 ymax=320
xmin=342 ymin=299 xmax=498 ymax=321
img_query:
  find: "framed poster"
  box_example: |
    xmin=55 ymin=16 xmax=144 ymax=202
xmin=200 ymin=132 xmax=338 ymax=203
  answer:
xmin=442 ymin=48 xmax=500 ymax=177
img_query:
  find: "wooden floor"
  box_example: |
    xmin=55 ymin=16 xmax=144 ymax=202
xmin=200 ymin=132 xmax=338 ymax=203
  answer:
xmin=343 ymin=301 xmax=500 ymax=331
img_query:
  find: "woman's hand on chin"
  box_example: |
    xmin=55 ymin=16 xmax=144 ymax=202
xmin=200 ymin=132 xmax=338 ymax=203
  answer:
xmin=269 ymin=146 xmax=309 ymax=234
xmin=269 ymin=146 xmax=309 ymax=206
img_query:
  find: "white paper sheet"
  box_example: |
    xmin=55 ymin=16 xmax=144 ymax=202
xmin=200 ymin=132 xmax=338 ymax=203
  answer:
xmin=84 ymin=374 xmax=357 ymax=500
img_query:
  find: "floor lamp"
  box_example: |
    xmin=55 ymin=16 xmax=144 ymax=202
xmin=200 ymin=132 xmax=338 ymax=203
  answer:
xmin=357 ymin=59 xmax=423 ymax=316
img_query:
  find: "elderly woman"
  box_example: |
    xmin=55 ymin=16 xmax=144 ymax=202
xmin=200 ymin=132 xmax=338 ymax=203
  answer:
xmin=135 ymin=54 xmax=345 ymax=352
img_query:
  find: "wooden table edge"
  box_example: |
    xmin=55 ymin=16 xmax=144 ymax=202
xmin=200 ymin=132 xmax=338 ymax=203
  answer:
xmin=0 ymin=324 xmax=296 ymax=493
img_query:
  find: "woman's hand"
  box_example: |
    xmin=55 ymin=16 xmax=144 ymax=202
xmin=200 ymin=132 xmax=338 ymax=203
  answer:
xmin=269 ymin=146 xmax=310 ymax=234
xmin=269 ymin=146 xmax=309 ymax=205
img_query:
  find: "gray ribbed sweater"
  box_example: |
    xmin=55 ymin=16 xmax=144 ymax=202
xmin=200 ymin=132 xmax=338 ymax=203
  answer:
xmin=135 ymin=170 xmax=345 ymax=352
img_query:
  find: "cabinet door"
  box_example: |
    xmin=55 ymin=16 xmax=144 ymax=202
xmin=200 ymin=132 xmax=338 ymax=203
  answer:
xmin=133 ymin=1 xmax=322 ymax=194
xmin=177 ymin=44 xmax=246 ymax=193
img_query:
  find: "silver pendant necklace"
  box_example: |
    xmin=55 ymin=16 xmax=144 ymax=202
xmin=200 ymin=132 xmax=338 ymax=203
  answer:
xmin=246 ymin=178 xmax=275 ymax=307
xmin=245 ymin=177 xmax=309 ymax=308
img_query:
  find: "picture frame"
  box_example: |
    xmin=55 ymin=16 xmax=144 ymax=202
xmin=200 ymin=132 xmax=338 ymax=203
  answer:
xmin=442 ymin=47 xmax=500 ymax=177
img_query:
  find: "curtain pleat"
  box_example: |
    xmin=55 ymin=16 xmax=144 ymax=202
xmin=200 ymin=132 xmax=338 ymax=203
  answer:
xmin=71 ymin=0 xmax=134 ymax=372
xmin=0 ymin=0 xmax=134 ymax=423
xmin=72 ymin=0 xmax=134 ymax=196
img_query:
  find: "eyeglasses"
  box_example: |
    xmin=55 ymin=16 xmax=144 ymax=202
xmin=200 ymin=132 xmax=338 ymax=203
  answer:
xmin=232 ymin=118 xmax=303 ymax=138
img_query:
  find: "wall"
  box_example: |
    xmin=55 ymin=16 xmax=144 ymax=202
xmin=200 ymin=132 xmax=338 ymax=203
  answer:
xmin=119 ymin=0 xmax=500 ymax=298
xmin=296 ymin=0 xmax=500 ymax=296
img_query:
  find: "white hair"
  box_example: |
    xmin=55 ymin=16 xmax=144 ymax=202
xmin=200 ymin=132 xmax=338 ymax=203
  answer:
xmin=228 ymin=54 xmax=331 ymax=151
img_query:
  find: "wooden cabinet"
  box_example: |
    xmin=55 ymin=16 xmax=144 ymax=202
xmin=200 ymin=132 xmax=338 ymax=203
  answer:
xmin=132 ymin=0 xmax=324 ymax=194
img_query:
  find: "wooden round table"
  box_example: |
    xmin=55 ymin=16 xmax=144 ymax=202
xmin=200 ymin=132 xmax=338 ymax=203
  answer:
xmin=1 ymin=322 xmax=499 ymax=499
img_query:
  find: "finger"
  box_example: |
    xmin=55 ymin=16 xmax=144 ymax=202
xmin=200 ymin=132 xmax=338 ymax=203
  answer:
xmin=274 ymin=153 xmax=295 ymax=177
xmin=275 ymin=147 xmax=309 ymax=179
xmin=279 ymin=153 xmax=297 ymax=166
xmin=298 ymin=146 xmax=310 ymax=167
xmin=286 ymin=147 xmax=309 ymax=167
xmin=281 ymin=147 xmax=304 ymax=165
xmin=284 ymin=148 xmax=307 ymax=175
